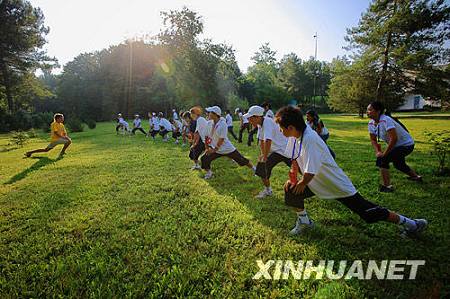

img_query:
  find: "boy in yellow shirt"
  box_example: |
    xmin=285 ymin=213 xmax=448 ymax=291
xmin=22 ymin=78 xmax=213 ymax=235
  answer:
xmin=25 ymin=113 xmax=72 ymax=158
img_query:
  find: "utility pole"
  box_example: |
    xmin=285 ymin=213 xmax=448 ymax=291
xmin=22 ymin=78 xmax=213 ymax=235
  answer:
xmin=313 ymin=32 xmax=318 ymax=109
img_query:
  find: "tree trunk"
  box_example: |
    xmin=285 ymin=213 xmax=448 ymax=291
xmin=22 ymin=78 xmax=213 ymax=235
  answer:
xmin=1 ymin=64 xmax=14 ymax=113
xmin=376 ymin=0 xmax=397 ymax=102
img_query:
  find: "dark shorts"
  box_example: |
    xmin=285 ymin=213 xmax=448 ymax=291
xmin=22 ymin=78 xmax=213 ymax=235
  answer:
xmin=189 ymin=140 xmax=205 ymax=161
xmin=159 ymin=129 xmax=169 ymax=137
xmin=376 ymin=144 xmax=414 ymax=172
xmin=172 ymin=131 xmax=181 ymax=139
xmin=284 ymin=188 xmax=389 ymax=224
xmin=150 ymin=129 xmax=159 ymax=137
xmin=201 ymin=149 xmax=249 ymax=170
xmin=255 ymin=152 xmax=291 ymax=179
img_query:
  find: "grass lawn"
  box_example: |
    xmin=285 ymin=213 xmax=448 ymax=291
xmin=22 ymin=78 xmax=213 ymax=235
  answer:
xmin=1 ymin=114 xmax=449 ymax=298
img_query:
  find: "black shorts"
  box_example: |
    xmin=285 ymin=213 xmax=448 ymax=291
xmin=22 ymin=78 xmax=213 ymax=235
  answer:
xmin=284 ymin=188 xmax=390 ymax=224
xmin=201 ymin=149 xmax=249 ymax=170
xmin=255 ymin=152 xmax=291 ymax=179
xmin=150 ymin=129 xmax=159 ymax=137
xmin=189 ymin=140 xmax=205 ymax=161
xmin=159 ymin=129 xmax=169 ymax=137
xmin=172 ymin=131 xmax=181 ymax=139
xmin=376 ymin=144 xmax=414 ymax=170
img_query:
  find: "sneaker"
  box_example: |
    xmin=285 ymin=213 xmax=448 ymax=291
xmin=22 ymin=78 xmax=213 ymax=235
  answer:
xmin=191 ymin=164 xmax=201 ymax=170
xmin=379 ymin=185 xmax=394 ymax=193
xmin=204 ymin=171 xmax=213 ymax=180
xmin=400 ymin=219 xmax=428 ymax=238
xmin=289 ymin=217 xmax=315 ymax=235
xmin=407 ymin=175 xmax=423 ymax=182
xmin=256 ymin=188 xmax=273 ymax=199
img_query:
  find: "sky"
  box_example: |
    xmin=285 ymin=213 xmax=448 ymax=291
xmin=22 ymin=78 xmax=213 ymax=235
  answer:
xmin=29 ymin=0 xmax=371 ymax=73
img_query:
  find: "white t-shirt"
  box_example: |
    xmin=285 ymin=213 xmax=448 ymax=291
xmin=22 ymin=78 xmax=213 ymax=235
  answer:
xmin=285 ymin=127 xmax=357 ymax=199
xmin=173 ymin=111 xmax=179 ymax=120
xmin=225 ymin=114 xmax=233 ymax=127
xmin=240 ymin=113 xmax=249 ymax=124
xmin=151 ymin=117 xmax=160 ymax=130
xmin=210 ymin=118 xmax=236 ymax=154
xmin=118 ymin=117 xmax=129 ymax=127
xmin=133 ymin=118 xmax=142 ymax=128
xmin=196 ymin=116 xmax=211 ymax=142
xmin=159 ymin=118 xmax=172 ymax=131
xmin=368 ymin=114 xmax=413 ymax=147
xmin=265 ymin=109 xmax=274 ymax=118
xmin=307 ymin=120 xmax=329 ymax=137
xmin=172 ymin=119 xmax=182 ymax=131
xmin=257 ymin=117 xmax=289 ymax=157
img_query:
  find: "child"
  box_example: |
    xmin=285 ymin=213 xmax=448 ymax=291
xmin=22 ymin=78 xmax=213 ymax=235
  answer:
xmin=275 ymin=105 xmax=427 ymax=238
xmin=116 ymin=113 xmax=130 ymax=134
xmin=171 ymin=118 xmax=183 ymax=144
xmin=189 ymin=106 xmax=210 ymax=170
xmin=158 ymin=113 xmax=172 ymax=142
xmin=245 ymin=105 xmax=291 ymax=199
xmin=200 ymin=106 xmax=255 ymax=179
xmin=132 ymin=114 xmax=146 ymax=135
xmin=225 ymin=110 xmax=238 ymax=140
xmin=25 ymin=113 xmax=72 ymax=158
xmin=147 ymin=112 xmax=160 ymax=139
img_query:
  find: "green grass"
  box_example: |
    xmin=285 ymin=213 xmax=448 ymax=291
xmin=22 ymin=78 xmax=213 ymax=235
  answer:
xmin=1 ymin=115 xmax=449 ymax=298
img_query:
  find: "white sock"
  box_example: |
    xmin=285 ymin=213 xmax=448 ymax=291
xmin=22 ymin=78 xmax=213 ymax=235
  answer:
xmin=252 ymin=166 xmax=256 ymax=172
xmin=265 ymin=186 xmax=272 ymax=192
xmin=398 ymin=215 xmax=417 ymax=230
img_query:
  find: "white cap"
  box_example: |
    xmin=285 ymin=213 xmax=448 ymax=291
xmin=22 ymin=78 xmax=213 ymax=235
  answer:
xmin=205 ymin=106 xmax=222 ymax=116
xmin=243 ymin=105 xmax=265 ymax=118
xmin=234 ymin=108 xmax=240 ymax=113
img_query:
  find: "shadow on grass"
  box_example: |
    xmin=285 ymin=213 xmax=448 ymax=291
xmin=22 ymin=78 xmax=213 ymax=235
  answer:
xmin=4 ymin=156 xmax=62 ymax=185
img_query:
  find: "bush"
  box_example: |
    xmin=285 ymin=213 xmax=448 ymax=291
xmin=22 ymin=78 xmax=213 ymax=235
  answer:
xmin=425 ymin=130 xmax=450 ymax=176
xmin=10 ymin=131 xmax=30 ymax=147
xmin=85 ymin=119 xmax=96 ymax=129
xmin=65 ymin=117 xmax=84 ymax=132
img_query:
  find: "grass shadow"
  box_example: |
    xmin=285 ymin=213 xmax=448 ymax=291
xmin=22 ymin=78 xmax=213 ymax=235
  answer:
xmin=4 ymin=156 xmax=61 ymax=185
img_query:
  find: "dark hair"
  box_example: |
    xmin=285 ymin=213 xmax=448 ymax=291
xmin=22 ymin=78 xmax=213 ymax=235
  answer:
xmin=275 ymin=106 xmax=307 ymax=133
xmin=262 ymin=102 xmax=271 ymax=109
xmin=182 ymin=111 xmax=191 ymax=119
xmin=54 ymin=113 xmax=64 ymax=121
xmin=369 ymin=101 xmax=385 ymax=114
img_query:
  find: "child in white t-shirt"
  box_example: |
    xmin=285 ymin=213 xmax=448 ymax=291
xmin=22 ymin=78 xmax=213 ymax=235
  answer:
xmin=274 ymin=105 xmax=427 ymax=238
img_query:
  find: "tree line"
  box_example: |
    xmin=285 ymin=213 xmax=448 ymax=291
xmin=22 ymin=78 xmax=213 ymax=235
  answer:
xmin=1 ymin=0 xmax=449 ymax=131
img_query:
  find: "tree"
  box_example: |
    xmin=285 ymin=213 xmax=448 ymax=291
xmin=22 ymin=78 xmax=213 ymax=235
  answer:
xmin=328 ymin=57 xmax=378 ymax=117
xmin=345 ymin=0 xmax=450 ymax=109
xmin=0 ymin=0 xmax=55 ymax=112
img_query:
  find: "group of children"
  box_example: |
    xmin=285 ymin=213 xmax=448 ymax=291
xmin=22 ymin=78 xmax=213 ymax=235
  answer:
xmin=182 ymin=103 xmax=427 ymax=238
xmin=116 ymin=109 xmax=185 ymax=144
xmin=24 ymin=101 xmax=427 ymax=238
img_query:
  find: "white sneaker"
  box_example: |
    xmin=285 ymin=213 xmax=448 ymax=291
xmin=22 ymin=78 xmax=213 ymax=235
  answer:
xmin=191 ymin=164 xmax=201 ymax=170
xmin=256 ymin=188 xmax=273 ymax=199
xmin=175 ymin=140 xmax=179 ymax=144
xmin=204 ymin=171 xmax=213 ymax=179
xmin=289 ymin=217 xmax=314 ymax=235
xmin=400 ymin=219 xmax=428 ymax=238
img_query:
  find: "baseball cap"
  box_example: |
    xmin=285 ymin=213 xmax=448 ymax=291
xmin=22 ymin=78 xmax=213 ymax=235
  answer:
xmin=243 ymin=105 xmax=265 ymax=118
xmin=205 ymin=106 xmax=222 ymax=116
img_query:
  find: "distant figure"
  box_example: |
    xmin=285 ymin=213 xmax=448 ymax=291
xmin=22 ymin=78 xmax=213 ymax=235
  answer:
xmin=306 ymin=110 xmax=335 ymax=159
xmin=172 ymin=109 xmax=179 ymax=120
xmin=132 ymin=114 xmax=146 ymax=135
xmin=25 ymin=113 xmax=72 ymax=158
xmin=225 ymin=110 xmax=238 ymax=140
xmin=171 ymin=118 xmax=183 ymax=144
xmin=147 ymin=112 xmax=160 ymax=139
xmin=236 ymin=108 xmax=250 ymax=143
xmin=159 ymin=112 xmax=172 ymax=142
xmin=116 ymin=113 xmax=130 ymax=134
xmin=262 ymin=102 xmax=274 ymax=118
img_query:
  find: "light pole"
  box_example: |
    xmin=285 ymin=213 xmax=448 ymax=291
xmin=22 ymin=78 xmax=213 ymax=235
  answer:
xmin=313 ymin=33 xmax=318 ymax=109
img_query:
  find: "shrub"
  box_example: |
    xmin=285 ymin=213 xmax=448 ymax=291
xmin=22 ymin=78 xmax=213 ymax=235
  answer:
xmin=425 ymin=130 xmax=450 ymax=176
xmin=66 ymin=117 xmax=84 ymax=133
xmin=85 ymin=119 xmax=96 ymax=129
xmin=10 ymin=131 xmax=30 ymax=147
